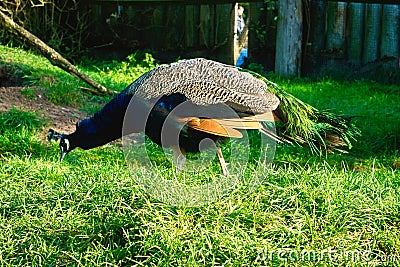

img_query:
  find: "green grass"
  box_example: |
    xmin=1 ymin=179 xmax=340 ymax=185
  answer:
xmin=0 ymin=45 xmax=155 ymax=108
xmin=0 ymin=45 xmax=399 ymax=266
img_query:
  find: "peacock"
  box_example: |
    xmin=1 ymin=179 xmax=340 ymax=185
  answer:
xmin=48 ymin=58 xmax=359 ymax=175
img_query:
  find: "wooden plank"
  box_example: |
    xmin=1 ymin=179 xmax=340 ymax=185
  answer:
xmin=363 ymin=4 xmax=381 ymax=63
xmin=215 ymin=4 xmax=231 ymax=46
xmin=215 ymin=4 xmax=234 ymax=64
xmin=326 ymin=2 xmax=347 ymax=55
xmin=164 ymin=5 xmax=185 ymax=49
xmin=275 ymin=0 xmax=303 ymax=77
xmin=209 ymin=4 xmax=216 ymax=47
xmin=185 ymin=5 xmax=196 ymax=48
xmin=90 ymin=4 xmax=103 ymax=36
xmin=150 ymin=6 xmax=164 ymax=49
xmin=347 ymin=3 xmax=365 ymax=65
xmin=309 ymin=0 xmax=326 ymax=56
xmin=380 ymin=4 xmax=400 ymax=58
xmin=199 ymin=5 xmax=211 ymax=47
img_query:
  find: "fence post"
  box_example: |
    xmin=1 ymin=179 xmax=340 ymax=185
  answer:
xmin=275 ymin=0 xmax=303 ymax=77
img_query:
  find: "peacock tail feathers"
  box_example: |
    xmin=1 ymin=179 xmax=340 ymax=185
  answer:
xmin=240 ymin=68 xmax=361 ymax=153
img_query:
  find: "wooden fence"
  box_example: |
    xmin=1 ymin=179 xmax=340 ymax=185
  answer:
xmin=87 ymin=0 xmax=399 ymax=80
xmin=308 ymin=1 xmax=399 ymax=63
xmin=246 ymin=0 xmax=399 ymax=80
xmin=303 ymin=1 xmax=399 ymax=80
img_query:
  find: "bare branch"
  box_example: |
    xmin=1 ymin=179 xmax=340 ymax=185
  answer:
xmin=0 ymin=10 xmax=117 ymax=95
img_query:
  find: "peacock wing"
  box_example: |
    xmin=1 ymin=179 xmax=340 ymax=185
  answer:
xmin=128 ymin=58 xmax=280 ymax=114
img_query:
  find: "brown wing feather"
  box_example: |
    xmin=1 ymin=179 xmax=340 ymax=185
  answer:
xmin=187 ymin=118 xmax=243 ymax=138
xmin=213 ymin=111 xmax=278 ymax=129
xmin=213 ymin=119 xmax=261 ymax=130
xmin=177 ymin=110 xmax=279 ymax=137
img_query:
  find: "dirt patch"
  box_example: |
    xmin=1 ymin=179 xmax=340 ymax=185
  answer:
xmin=0 ymin=86 xmax=87 ymax=138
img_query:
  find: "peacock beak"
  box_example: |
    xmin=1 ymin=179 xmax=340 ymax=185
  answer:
xmin=59 ymin=138 xmax=70 ymax=162
xmin=60 ymin=149 xmax=67 ymax=162
xmin=47 ymin=129 xmax=70 ymax=162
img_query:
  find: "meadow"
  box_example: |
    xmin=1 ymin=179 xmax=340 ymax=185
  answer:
xmin=0 ymin=45 xmax=399 ymax=266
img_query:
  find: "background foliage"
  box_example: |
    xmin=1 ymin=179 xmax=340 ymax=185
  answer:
xmin=0 ymin=0 xmax=90 ymax=60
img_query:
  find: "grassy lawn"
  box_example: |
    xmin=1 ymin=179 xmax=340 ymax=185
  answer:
xmin=0 ymin=45 xmax=399 ymax=266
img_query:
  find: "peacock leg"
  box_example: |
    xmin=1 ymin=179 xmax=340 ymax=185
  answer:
xmin=172 ymin=146 xmax=186 ymax=173
xmin=216 ymin=146 xmax=229 ymax=176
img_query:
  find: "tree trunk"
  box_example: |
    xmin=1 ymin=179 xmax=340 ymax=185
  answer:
xmin=0 ymin=10 xmax=115 ymax=95
xmin=275 ymin=0 xmax=303 ymax=77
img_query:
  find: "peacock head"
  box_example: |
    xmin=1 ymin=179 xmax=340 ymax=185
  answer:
xmin=48 ymin=129 xmax=73 ymax=162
